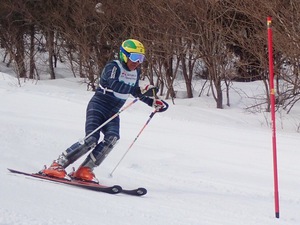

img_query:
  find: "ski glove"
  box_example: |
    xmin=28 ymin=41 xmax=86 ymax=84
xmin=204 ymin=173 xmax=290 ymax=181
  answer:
xmin=152 ymin=99 xmax=165 ymax=111
xmin=140 ymin=84 xmax=159 ymax=97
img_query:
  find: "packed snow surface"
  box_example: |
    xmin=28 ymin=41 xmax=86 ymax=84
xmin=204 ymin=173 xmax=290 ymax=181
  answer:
xmin=1 ymin=71 xmax=300 ymax=225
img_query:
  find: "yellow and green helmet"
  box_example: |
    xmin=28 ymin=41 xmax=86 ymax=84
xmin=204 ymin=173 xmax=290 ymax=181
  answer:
xmin=119 ymin=39 xmax=145 ymax=63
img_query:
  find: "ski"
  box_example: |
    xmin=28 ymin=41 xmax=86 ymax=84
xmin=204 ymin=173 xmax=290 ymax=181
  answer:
xmin=122 ymin=187 xmax=147 ymax=196
xmin=71 ymin=178 xmax=147 ymax=196
xmin=7 ymin=168 xmax=121 ymax=194
xmin=7 ymin=168 xmax=147 ymax=196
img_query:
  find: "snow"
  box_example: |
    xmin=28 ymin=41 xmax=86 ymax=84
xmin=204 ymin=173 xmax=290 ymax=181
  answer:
xmin=1 ymin=70 xmax=300 ymax=225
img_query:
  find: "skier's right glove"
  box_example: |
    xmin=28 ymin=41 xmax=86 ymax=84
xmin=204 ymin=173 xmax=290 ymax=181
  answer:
xmin=140 ymin=84 xmax=159 ymax=97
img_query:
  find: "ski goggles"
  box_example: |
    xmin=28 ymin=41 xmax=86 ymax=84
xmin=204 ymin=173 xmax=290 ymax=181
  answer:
xmin=120 ymin=47 xmax=145 ymax=63
xmin=128 ymin=53 xmax=145 ymax=63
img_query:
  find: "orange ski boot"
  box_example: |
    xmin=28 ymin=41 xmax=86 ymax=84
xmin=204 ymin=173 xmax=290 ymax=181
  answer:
xmin=71 ymin=166 xmax=99 ymax=184
xmin=42 ymin=162 xmax=70 ymax=180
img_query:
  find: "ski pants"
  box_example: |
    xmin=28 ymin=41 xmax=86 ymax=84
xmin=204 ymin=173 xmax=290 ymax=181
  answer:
xmin=63 ymin=90 xmax=126 ymax=167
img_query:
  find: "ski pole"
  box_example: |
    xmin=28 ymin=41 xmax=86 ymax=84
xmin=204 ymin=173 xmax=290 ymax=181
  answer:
xmin=109 ymin=110 xmax=157 ymax=177
xmin=109 ymin=100 xmax=169 ymax=176
xmin=79 ymin=98 xmax=139 ymax=144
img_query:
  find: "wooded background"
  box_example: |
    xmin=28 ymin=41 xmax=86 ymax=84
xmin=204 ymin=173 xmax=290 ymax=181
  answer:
xmin=0 ymin=0 xmax=300 ymax=110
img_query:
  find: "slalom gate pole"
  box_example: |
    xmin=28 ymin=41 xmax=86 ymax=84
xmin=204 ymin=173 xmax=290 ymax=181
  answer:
xmin=79 ymin=98 xmax=139 ymax=144
xmin=267 ymin=16 xmax=280 ymax=219
xmin=109 ymin=110 xmax=157 ymax=177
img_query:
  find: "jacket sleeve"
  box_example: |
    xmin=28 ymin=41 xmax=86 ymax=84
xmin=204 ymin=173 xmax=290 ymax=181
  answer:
xmin=139 ymin=95 xmax=154 ymax=107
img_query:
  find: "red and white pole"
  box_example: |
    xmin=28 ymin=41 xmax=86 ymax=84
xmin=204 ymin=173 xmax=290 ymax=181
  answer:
xmin=267 ymin=16 xmax=280 ymax=219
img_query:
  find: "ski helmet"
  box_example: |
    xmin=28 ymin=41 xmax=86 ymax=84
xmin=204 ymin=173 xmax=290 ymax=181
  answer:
xmin=119 ymin=39 xmax=145 ymax=63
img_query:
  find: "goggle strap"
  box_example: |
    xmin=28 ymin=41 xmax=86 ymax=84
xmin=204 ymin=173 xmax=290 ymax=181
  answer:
xmin=120 ymin=46 xmax=130 ymax=57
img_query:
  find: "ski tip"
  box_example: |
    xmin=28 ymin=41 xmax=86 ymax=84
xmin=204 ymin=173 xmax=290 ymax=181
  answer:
xmin=7 ymin=168 xmax=19 ymax=173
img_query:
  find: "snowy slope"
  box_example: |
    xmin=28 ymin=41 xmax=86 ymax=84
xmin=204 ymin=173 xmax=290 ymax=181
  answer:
xmin=1 ymin=72 xmax=300 ymax=225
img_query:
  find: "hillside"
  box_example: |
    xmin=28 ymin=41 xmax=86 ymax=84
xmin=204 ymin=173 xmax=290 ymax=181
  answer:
xmin=1 ymin=71 xmax=300 ymax=225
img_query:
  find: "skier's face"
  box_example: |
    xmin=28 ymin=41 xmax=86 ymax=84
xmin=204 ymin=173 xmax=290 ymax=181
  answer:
xmin=127 ymin=59 xmax=140 ymax=71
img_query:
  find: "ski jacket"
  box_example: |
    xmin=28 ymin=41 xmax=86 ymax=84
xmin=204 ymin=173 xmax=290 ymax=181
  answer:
xmin=85 ymin=60 xmax=153 ymax=140
xmin=97 ymin=60 xmax=153 ymax=107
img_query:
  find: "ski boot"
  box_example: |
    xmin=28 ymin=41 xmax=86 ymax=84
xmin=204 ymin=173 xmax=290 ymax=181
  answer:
xmin=70 ymin=166 xmax=99 ymax=184
xmin=41 ymin=162 xmax=70 ymax=180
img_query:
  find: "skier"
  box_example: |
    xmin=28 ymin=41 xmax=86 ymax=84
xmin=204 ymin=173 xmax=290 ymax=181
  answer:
xmin=42 ymin=39 xmax=167 ymax=183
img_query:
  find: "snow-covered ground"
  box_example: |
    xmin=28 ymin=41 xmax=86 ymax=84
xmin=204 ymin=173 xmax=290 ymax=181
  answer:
xmin=1 ymin=68 xmax=300 ymax=225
